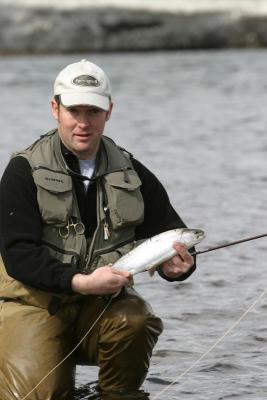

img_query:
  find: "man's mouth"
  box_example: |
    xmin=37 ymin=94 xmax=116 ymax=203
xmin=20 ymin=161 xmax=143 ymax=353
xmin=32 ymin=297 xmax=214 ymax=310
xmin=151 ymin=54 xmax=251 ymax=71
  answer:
xmin=75 ymin=132 xmax=92 ymax=137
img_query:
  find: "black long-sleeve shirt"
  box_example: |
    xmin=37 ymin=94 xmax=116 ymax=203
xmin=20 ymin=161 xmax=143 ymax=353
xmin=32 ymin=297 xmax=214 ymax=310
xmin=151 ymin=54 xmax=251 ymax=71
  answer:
xmin=0 ymin=150 xmax=196 ymax=294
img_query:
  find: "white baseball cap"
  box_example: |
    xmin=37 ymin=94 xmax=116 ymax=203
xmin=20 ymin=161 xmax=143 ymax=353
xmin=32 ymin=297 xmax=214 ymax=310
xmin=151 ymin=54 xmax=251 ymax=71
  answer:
xmin=54 ymin=59 xmax=111 ymax=111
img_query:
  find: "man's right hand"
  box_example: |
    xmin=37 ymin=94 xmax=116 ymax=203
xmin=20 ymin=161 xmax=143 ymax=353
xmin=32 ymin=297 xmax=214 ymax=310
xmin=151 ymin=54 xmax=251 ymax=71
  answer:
xmin=71 ymin=265 xmax=131 ymax=295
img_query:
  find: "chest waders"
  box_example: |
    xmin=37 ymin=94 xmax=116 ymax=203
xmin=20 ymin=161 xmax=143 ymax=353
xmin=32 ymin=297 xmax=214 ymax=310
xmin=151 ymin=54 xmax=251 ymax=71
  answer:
xmin=0 ymin=131 xmax=163 ymax=400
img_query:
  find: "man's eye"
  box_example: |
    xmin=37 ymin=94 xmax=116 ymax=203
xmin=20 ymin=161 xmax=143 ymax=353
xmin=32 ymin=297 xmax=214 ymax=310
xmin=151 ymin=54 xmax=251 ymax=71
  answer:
xmin=91 ymin=107 xmax=103 ymax=114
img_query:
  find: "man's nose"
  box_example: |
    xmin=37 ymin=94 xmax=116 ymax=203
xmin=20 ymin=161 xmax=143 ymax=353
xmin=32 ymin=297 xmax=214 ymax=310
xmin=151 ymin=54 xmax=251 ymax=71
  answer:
xmin=78 ymin=113 xmax=91 ymax=126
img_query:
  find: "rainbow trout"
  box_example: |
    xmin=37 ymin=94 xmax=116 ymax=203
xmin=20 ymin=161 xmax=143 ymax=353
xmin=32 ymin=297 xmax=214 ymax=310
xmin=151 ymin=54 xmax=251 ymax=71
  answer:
xmin=112 ymin=228 xmax=205 ymax=275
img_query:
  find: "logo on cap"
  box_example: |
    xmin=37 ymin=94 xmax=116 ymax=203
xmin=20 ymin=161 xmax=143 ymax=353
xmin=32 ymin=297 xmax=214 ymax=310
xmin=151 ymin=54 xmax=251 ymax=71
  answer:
xmin=72 ymin=75 xmax=100 ymax=87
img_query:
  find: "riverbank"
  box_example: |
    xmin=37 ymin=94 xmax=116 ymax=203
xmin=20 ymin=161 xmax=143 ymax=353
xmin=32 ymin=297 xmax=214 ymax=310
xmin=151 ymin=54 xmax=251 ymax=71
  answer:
xmin=3 ymin=0 xmax=267 ymax=14
xmin=1 ymin=2 xmax=267 ymax=53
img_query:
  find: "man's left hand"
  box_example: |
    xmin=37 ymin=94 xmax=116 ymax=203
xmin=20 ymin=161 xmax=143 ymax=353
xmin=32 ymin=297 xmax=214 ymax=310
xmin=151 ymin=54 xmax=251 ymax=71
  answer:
xmin=161 ymin=242 xmax=194 ymax=279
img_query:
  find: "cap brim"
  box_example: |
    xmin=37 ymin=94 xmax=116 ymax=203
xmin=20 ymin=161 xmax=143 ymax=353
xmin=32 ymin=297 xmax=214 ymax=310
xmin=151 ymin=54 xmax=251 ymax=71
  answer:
xmin=60 ymin=93 xmax=110 ymax=111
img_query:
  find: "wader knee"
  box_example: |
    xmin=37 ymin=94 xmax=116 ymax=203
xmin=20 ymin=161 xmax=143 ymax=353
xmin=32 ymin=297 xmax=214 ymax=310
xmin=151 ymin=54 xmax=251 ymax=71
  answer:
xmin=76 ymin=287 xmax=163 ymax=395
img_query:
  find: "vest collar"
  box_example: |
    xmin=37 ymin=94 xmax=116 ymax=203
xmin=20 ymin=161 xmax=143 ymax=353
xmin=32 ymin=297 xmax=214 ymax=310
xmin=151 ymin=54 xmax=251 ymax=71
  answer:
xmin=56 ymin=133 xmax=133 ymax=182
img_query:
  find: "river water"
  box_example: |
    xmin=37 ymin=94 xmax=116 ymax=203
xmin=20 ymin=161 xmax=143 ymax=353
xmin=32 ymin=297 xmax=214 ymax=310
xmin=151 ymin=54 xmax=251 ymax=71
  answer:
xmin=1 ymin=50 xmax=267 ymax=399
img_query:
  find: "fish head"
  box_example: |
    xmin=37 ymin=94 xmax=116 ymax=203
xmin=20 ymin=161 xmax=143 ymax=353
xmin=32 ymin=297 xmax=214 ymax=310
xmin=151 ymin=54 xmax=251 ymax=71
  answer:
xmin=177 ymin=228 xmax=205 ymax=248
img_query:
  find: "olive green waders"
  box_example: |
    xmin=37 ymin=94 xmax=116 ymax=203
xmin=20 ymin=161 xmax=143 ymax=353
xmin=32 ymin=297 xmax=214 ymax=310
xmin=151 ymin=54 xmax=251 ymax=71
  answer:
xmin=0 ymin=287 xmax=163 ymax=400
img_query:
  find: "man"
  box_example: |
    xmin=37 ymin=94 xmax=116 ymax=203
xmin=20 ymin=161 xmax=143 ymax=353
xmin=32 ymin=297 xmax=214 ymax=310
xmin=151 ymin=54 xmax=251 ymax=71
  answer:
xmin=0 ymin=59 xmax=195 ymax=400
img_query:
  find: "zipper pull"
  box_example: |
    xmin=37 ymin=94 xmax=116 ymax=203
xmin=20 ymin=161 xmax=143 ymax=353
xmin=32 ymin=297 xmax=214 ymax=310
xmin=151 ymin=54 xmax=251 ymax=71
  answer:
xmin=103 ymin=221 xmax=110 ymax=240
xmin=103 ymin=206 xmax=110 ymax=240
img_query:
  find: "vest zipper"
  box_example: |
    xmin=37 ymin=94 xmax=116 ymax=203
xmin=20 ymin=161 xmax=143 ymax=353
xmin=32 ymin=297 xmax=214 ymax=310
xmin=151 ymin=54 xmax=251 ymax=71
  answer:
xmin=91 ymin=237 xmax=135 ymax=259
xmin=101 ymin=181 xmax=110 ymax=241
xmin=83 ymin=181 xmax=102 ymax=272
xmin=42 ymin=241 xmax=78 ymax=256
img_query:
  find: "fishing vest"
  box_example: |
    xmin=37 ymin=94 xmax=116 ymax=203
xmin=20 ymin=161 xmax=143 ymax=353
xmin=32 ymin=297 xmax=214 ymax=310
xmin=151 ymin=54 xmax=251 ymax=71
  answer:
xmin=0 ymin=130 xmax=144 ymax=310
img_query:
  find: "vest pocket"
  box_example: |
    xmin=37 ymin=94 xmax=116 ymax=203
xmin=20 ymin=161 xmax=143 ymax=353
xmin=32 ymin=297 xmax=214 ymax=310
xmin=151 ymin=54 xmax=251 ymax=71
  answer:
xmin=43 ymin=241 xmax=79 ymax=268
xmin=104 ymin=171 xmax=144 ymax=230
xmin=91 ymin=242 xmax=135 ymax=271
xmin=33 ymin=168 xmax=72 ymax=224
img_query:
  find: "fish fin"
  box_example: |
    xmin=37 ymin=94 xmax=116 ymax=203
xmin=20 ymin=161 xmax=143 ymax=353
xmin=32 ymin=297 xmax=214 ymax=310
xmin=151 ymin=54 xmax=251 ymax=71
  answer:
xmin=149 ymin=266 xmax=157 ymax=277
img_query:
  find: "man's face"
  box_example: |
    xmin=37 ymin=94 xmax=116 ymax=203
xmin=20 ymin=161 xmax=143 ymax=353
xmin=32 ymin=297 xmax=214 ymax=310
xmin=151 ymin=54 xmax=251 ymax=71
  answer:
xmin=51 ymin=99 xmax=113 ymax=160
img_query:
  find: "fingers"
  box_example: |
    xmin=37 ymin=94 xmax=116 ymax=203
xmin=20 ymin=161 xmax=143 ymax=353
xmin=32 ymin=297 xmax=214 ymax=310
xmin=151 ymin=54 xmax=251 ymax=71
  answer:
xmin=161 ymin=242 xmax=194 ymax=278
xmin=165 ymin=258 xmax=188 ymax=275
xmin=73 ymin=266 xmax=132 ymax=295
xmin=111 ymin=267 xmax=132 ymax=279
xmin=173 ymin=242 xmax=194 ymax=266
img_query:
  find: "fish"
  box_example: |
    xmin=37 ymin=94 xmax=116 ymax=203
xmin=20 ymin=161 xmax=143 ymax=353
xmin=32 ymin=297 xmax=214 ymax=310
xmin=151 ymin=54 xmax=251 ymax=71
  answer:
xmin=112 ymin=228 xmax=205 ymax=275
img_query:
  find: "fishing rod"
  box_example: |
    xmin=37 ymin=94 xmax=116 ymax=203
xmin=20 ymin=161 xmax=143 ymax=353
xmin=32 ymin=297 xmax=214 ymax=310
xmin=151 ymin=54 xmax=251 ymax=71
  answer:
xmin=192 ymin=232 xmax=267 ymax=256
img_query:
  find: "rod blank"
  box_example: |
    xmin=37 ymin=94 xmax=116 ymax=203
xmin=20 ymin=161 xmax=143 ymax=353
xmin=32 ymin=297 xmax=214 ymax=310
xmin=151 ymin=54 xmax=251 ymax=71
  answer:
xmin=192 ymin=232 xmax=267 ymax=256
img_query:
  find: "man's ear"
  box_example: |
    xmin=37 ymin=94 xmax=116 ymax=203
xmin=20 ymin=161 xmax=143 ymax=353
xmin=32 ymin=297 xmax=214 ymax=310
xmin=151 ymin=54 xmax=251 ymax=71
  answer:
xmin=106 ymin=101 xmax=113 ymax=121
xmin=51 ymin=98 xmax=59 ymax=120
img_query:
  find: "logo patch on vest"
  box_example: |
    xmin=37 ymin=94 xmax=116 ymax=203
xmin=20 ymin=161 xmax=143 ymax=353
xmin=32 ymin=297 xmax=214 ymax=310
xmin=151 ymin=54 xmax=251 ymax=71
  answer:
xmin=45 ymin=177 xmax=64 ymax=184
xmin=72 ymin=75 xmax=100 ymax=87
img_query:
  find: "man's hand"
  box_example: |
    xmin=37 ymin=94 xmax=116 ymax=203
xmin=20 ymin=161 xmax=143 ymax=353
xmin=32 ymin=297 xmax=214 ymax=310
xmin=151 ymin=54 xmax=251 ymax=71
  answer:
xmin=161 ymin=242 xmax=194 ymax=279
xmin=71 ymin=265 xmax=131 ymax=295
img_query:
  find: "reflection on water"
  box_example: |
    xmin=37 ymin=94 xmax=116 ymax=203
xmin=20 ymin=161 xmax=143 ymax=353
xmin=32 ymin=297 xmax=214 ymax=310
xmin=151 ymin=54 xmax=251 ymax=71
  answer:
xmin=1 ymin=50 xmax=267 ymax=399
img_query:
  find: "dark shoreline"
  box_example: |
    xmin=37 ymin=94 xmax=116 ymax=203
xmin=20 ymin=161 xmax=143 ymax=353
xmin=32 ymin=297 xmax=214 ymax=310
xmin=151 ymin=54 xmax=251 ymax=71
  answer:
xmin=1 ymin=5 xmax=267 ymax=54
